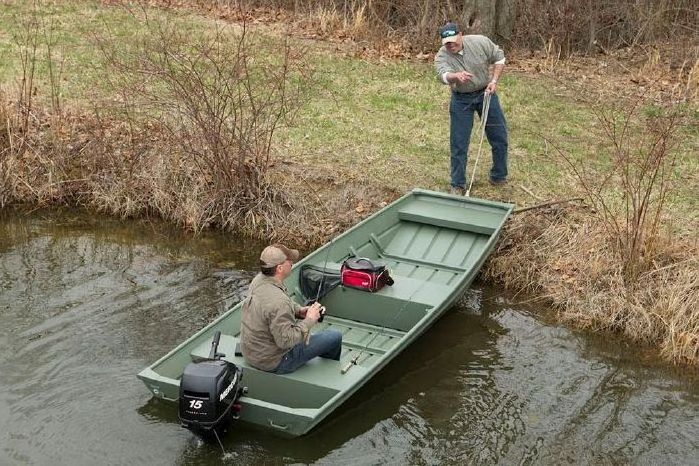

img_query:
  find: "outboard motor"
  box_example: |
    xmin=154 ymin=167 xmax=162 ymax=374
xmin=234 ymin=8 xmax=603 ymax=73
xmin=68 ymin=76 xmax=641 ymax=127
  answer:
xmin=178 ymin=331 xmax=246 ymax=434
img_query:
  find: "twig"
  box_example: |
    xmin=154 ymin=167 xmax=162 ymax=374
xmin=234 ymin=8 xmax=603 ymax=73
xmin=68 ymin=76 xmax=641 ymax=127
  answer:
xmin=519 ymin=184 xmax=544 ymax=201
xmin=513 ymin=197 xmax=583 ymax=214
xmin=18 ymin=177 xmax=39 ymax=197
xmin=5 ymin=114 xmax=14 ymax=155
xmin=44 ymin=178 xmax=90 ymax=187
xmin=646 ymin=257 xmax=699 ymax=277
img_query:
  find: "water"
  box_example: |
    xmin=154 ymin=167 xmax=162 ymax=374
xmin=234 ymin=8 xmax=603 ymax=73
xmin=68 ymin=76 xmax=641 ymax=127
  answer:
xmin=1 ymin=208 xmax=697 ymax=465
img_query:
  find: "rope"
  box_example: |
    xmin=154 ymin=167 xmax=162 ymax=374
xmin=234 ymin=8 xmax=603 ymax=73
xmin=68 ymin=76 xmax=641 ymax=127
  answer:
xmin=465 ymin=92 xmax=491 ymax=197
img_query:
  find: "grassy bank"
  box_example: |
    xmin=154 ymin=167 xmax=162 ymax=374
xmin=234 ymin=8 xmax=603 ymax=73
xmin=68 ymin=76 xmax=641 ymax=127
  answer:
xmin=0 ymin=1 xmax=697 ymax=365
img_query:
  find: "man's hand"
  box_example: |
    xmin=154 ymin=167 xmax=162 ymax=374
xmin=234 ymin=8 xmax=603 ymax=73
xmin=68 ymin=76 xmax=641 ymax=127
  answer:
xmin=485 ymin=80 xmax=497 ymax=94
xmin=295 ymin=307 xmax=308 ymax=319
xmin=304 ymin=302 xmax=323 ymax=324
xmin=448 ymin=71 xmax=473 ymax=84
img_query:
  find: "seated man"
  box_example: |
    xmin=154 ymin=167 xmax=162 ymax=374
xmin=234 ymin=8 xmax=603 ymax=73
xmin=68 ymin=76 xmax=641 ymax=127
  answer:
xmin=240 ymin=243 xmax=342 ymax=374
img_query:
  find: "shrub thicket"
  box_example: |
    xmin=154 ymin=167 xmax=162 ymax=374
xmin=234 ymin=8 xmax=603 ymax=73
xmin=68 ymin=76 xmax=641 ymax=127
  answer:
xmin=181 ymin=0 xmax=698 ymax=55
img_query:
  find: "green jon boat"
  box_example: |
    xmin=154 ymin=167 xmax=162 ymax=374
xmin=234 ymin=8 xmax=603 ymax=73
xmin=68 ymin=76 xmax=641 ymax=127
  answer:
xmin=137 ymin=188 xmax=513 ymax=436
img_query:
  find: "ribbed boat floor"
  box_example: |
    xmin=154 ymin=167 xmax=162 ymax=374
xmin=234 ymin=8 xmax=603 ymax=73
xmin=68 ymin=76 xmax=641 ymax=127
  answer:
xmin=314 ymin=316 xmax=405 ymax=369
xmin=189 ymin=316 xmax=406 ymax=385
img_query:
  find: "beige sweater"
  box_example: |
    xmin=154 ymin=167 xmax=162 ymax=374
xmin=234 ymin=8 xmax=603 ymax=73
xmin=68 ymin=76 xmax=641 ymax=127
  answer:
xmin=434 ymin=35 xmax=505 ymax=93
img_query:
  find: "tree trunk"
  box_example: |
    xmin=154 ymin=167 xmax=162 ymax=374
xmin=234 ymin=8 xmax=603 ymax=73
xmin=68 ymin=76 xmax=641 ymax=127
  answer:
xmin=588 ymin=0 xmax=598 ymax=53
xmin=495 ymin=0 xmax=516 ymax=40
xmin=456 ymin=0 xmax=515 ymax=40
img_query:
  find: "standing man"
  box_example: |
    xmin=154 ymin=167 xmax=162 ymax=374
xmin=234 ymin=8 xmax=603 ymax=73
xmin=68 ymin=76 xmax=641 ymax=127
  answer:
xmin=434 ymin=22 xmax=509 ymax=195
xmin=240 ymin=243 xmax=342 ymax=374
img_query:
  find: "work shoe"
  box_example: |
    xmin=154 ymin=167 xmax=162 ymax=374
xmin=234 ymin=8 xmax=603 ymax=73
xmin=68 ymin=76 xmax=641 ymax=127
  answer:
xmin=449 ymin=186 xmax=466 ymax=196
xmin=488 ymin=178 xmax=508 ymax=186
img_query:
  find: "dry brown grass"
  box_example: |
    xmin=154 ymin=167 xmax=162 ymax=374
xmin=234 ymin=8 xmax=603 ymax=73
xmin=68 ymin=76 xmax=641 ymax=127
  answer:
xmin=2 ymin=1 xmax=696 ymax=367
xmin=0 ymin=92 xmax=76 ymax=207
xmin=5 ymin=86 xmax=695 ymax=367
xmin=0 ymin=91 xmax=388 ymax=245
xmin=0 ymin=1 xmax=398 ymax=243
xmin=485 ymin=207 xmax=699 ymax=366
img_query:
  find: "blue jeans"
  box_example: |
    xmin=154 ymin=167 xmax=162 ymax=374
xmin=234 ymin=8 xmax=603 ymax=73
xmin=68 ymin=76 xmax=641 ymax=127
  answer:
xmin=273 ymin=329 xmax=342 ymax=374
xmin=449 ymin=90 xmax=508 ymax=187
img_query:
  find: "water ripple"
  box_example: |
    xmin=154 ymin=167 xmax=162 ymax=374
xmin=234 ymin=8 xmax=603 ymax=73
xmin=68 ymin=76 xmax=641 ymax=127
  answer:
xmin=0 ymin=210 xmax=697 ymax=465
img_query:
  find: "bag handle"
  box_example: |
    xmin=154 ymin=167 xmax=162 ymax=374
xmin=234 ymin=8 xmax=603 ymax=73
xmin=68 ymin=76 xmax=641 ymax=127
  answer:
xmin=354 ymin=257 xmax=375 ymax=266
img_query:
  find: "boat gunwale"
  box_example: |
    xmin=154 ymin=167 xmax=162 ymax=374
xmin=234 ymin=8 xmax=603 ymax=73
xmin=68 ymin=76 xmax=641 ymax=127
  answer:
xmin=137 ymin=189 xmax=514 ymax=435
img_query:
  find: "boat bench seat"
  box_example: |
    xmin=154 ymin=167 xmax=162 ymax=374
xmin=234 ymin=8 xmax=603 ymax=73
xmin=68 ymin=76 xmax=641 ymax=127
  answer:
xmin=376 ymin=274 xmax=451 ymax=307
xmin=295 ymin=261 xmax=450 ymax=307
xmin=398 ymin=202 xmax=501 ymax=235
xmin=190 ymin=333 xmax=369 ymax=391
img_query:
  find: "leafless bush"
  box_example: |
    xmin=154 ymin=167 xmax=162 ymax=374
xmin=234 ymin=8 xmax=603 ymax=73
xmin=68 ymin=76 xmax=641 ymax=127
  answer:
xmin=513 ymin=0 xmax=699 ymax=55
xmin=485 ymin=93 xmax=696 ymax=364
xmin=12 ymin=3 xmax=40 ymax=152
xmin=139 ymin=0 xmax=515 ymax=51
xmin=0 ymin=1 xmax=66 ymax=207
xmin=140 ymin=0 xmax=697 ymax=55
xmin=556 ymin=100 xmax=686 ymax=280
xmin=93 ymin=8 xmax=315 ymax=230
xmin=289 ymin=0 xmax=514 ymax=48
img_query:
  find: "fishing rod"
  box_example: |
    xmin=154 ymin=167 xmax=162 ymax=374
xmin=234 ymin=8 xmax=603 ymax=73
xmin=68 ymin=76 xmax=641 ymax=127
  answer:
xmin=300 ymin=234 xmax=339 ymax=346
xmin=341 ymin=268 xmax=437 ymax=375
xmin=315 ymin=234 xmax=337 ymax=302
xmin=310 ymin=234 xmax=337 ymax=326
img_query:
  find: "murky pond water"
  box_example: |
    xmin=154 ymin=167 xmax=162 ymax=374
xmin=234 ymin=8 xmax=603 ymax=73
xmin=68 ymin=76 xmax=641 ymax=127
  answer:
xmin=1 ymin=208 xmax=697 ymax=465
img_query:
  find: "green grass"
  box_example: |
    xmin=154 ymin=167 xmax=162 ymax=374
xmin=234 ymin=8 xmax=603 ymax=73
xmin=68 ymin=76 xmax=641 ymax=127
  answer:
xmin=0 ymin=1 xmax=210 ymax=101
xmin=281 ymin=57 xmax=448 ymax=191
xmin=1 ymin=0 xmax=696 ymax=223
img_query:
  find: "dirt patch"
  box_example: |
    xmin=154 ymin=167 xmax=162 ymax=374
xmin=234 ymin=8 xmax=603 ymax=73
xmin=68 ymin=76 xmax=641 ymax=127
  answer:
xmin=266 ymin=159 xmax=402 ymax=247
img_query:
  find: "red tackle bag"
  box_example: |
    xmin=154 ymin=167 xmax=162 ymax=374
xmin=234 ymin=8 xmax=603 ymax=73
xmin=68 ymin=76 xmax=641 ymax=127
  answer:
xmin=340 ymin=257 xmax=394 ymax=292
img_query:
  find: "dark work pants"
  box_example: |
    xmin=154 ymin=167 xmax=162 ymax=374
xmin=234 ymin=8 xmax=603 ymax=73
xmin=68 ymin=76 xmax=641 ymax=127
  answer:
xmin=449 ymin=90 xmax=509 ymax=187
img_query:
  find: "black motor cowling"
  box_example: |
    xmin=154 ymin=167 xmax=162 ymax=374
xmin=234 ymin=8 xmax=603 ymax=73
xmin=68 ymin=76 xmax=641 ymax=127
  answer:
xmin=178 ymin=331 xmax=245 ymax=433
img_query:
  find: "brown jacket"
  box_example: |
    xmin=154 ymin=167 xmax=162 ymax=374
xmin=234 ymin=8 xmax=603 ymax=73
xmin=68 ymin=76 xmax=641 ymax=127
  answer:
xmin=240 ymin=273 xmax=312 ymax=371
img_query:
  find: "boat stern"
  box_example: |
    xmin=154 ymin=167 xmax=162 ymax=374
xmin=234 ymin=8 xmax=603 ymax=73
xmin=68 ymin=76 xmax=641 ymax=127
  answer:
xmin=137 ymin=367 xmax=180 ymax=401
